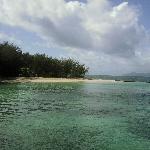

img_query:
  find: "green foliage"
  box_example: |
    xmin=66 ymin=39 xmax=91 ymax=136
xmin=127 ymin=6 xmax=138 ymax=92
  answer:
xmin=0 ymin=41 xmax=22 ymax=77
xmin=0 ymin=41 xmax=88 ymax=78
xmin=19 ymin=67 xmax=33 ymax=77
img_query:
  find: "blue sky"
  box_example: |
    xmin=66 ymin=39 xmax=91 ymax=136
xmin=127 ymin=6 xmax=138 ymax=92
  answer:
xmin=0 ymin=0 xmax=150 ymax=75
xmin=112 ymin=0 xmax=150 ymax=28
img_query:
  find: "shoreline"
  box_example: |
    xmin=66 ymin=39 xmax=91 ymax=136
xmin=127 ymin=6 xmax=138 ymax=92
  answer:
xmin=0 ymin=77 xmax=122 ymax=83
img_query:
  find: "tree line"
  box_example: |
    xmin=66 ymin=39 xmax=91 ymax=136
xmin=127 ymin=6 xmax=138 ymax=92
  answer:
xmin=0 ymin=42 xmax=88 ymax=78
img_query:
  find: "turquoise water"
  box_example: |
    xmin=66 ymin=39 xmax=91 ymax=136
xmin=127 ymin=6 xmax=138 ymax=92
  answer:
xmin=0 ymin=82 xmax=150 ymax=150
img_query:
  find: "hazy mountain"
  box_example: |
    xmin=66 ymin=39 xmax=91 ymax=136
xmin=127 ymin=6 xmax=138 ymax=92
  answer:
xmin=86 ymin=74 xmax=150 ymax=82
xmin=123 ymin=72 xmax=150 ymax=77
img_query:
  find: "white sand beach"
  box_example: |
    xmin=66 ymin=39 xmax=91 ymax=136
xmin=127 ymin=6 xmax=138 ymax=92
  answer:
xmin=1 ymin=77 xmax=122 ymax=83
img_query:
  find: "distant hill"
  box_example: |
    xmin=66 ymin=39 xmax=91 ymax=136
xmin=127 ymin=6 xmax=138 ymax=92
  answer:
xmin=123 ymin=72 xmax=150 ymax=77
xmin=86 ymin=74 xmax=150 ymax=83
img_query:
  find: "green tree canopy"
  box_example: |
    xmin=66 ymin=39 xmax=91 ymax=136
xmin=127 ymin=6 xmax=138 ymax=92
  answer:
xmin=0 ymin=41 xmax=88 ymax=78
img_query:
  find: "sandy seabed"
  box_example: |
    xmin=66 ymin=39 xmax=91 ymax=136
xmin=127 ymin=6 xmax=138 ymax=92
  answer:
xmin=1 ymin=77 xmax=122 ymax=83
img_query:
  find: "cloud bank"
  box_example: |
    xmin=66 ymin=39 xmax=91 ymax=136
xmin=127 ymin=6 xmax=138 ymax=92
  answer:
xmin=0 ymin=0 xmax=150 ymax=74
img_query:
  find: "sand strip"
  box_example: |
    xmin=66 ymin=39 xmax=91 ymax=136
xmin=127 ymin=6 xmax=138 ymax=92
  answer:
xmin=1 ymin=77 xmax=122 ymax=83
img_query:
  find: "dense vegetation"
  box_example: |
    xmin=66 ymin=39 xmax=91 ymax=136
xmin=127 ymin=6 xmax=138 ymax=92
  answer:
xmin=0 ymin=42 xmax=88 ymax=78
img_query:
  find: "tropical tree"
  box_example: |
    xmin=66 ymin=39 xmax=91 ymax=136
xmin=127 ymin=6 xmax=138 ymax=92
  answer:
xmin=0 ymin=42 xmax=22 ymax=77
xmin=0 ymin=41 xmax=89 ymax=78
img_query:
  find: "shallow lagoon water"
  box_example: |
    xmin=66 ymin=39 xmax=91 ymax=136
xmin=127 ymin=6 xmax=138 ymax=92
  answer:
xmin=0 ymin=82 xmax=150 ymax=150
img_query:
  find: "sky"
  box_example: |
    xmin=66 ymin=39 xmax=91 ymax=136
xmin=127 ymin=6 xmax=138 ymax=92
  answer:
xmin=0 ymin=0 xmax=150 ymax=75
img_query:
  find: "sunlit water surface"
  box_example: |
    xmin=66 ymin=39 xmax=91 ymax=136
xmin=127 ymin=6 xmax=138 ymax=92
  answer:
xmin=0 ymin=82 xmax=150 ymax=150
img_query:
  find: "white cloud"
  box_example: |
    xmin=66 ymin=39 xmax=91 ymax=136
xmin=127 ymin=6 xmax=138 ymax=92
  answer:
xmin=0 ymin=0 xmax=150 ymax=74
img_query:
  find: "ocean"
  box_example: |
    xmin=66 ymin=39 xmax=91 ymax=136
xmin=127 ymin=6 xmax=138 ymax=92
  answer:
xmin=0 ymin=82 xmax=150 ymax=150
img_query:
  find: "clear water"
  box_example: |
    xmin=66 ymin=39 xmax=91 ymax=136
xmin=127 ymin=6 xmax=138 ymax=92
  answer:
xmin=0 ymin=82 xmax=150 ymax=150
